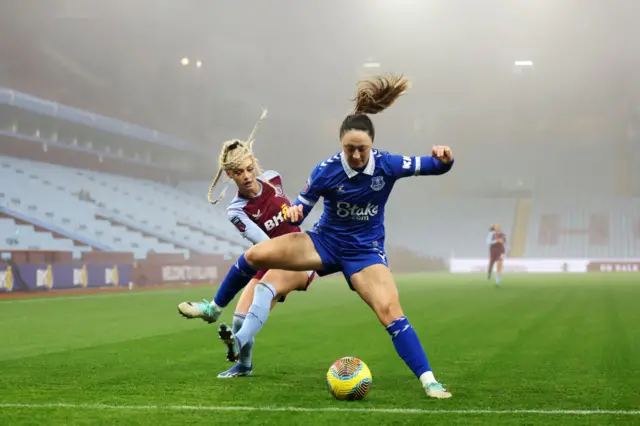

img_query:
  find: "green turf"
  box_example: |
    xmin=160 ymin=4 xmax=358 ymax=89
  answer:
xmin=1 ymin=273 xmax=639 ymax=425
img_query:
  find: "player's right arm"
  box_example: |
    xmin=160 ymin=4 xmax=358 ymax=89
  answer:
xmin=286 ymin=162 xmax=326 ymax=226
xmin=227 ymin=208 xmax=270 ymax=245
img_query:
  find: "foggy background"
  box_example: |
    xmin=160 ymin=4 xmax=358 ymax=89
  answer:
xmin=2 ymin=0 xmax=640 ymax=261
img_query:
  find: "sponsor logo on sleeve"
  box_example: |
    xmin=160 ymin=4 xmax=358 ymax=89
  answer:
xmin=231 ymin=216 xmax=246 ymax=232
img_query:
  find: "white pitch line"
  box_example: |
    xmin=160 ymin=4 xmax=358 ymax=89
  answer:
xmin=0 ymin=403 xmax=638 ymax=416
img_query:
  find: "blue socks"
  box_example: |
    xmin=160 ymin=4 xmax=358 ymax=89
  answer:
xmin=232 ymin=313 xmax=254 ymax=367
xmin=386 ymin=316 xmax=431 ymax=378
xmin=213 ymin=253 xmax=258 ymax=307
xmin=235 ymin=281 xmax=276 ymax=350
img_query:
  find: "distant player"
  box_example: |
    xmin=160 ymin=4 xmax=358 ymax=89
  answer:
xmin=198 ymin=74 xmax=455 ymax=399
xmin=487 ymin=224 xmax=506 ymax=285
xmin=177 ymin=111 xmax=316 ymax=378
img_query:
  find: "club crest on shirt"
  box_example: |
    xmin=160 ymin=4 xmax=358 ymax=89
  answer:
xmin=274 ymin=184 xmax=285 ymax=198
xmin=370 ymin=176 xmax=385 ymax=191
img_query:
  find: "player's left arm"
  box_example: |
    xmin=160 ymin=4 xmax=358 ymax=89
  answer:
xmin=385 ymin=145 xmax=454 ymax=179
xmin=227 ymin=208 xmax=270 ymax=245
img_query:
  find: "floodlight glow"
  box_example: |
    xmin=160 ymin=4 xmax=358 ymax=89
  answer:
xmin=514 ymin=60 xmax=533 ymax=67
xmin=181 ymin=57 xmax=190 ymax=66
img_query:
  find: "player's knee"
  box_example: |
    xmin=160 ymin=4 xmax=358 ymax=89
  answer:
xmin=374 ymin=299 xmax=404 ymax=326
xmin=245 ymin=245 xmax=268 ymax=268
xmin=244 ymin=246 xmax=257 ymax=264
xmin=294 ymin=272 xmax=310 ymax=291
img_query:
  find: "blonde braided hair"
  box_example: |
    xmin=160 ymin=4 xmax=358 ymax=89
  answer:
xmin=207 ymin=109 xmax=269 ymax=204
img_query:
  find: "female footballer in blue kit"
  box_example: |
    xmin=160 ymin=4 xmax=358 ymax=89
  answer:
xmin=181 ymin=74 xmax=455 ymax=398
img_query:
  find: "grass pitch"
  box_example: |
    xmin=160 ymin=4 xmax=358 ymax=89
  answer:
xmin=1 ymin=273 xmax=639 ymax=425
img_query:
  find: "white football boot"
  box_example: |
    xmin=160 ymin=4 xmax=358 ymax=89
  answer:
xmin=177 ymin=299 xmax=222 ymax=324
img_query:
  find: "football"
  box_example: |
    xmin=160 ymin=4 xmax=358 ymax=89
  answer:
xmin=326 ymin=356 xmax=372 ymax=400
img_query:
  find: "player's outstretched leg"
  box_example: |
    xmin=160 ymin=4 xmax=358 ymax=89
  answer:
xmin=215 ymin=253 xmax=259 ymax=306
xmin=177 ymin=253 xmax=258 ymax=323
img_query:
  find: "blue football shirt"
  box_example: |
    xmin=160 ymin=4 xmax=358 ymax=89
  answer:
xmin=293 ymin=149 xmax=453 ymax=248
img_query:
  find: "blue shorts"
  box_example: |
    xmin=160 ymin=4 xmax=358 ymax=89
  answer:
xmin=306 ymin=231 xmax=388 ymax=290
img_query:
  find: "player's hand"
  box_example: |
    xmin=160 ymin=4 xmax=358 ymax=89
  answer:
xmin=432 ymin=145 xmax=453 ymax=164
xmin=283 ymin=204 xmax=305 ymax=224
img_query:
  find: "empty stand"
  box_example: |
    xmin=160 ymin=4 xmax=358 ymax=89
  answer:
xmin=525 ymin=197 xmax=640 ymax=258
xmin=0 ymin=156 xmax=247 ymax=258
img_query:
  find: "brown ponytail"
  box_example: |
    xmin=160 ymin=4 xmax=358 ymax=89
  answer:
xmin=353 ymin=74 xmax=410 ymax=115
